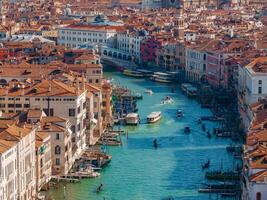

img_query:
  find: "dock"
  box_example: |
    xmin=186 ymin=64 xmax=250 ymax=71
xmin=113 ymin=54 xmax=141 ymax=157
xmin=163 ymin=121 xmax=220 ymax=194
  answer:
xmin=51 ymin=176 xmax=81 ymax=183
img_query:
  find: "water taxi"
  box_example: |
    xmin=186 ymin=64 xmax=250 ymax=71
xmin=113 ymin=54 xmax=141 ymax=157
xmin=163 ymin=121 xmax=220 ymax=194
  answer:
xmin=137 ymin=69 xmax=154 ymax=77
xmin=125 ymin=113 xmax=140 ymax=125
xmin=147 ymin=111 xmax=162 ymax=123
xmin=150 ymin=72 xmax=173 ymax=83
xmin=123 ymin=69 xmax=144 ymax=78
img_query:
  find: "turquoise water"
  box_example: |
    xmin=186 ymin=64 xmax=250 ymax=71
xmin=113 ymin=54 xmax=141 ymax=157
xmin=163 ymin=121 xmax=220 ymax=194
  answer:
xmin=47 ymin=72 xmax=237 ymax=200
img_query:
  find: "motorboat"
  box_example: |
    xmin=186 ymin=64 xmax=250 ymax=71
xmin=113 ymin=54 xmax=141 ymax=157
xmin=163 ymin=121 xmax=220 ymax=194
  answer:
xmin=147 ymin=111 xmax=162 ymax=123
xmin=145 ymin=89 xmax=153 ymax=95
xmin=177 ymin=110 xmax=183 ymax=117
xmin=125 ymin=113 xmax=140 ymax=125
xmin=184 ymin=126 xmax=191 ymax=133
xmin=150 ymin=72 xmax=173 ymax=83
xmin=161 ymin=96 xmax=174 ymax=104
xmin=123 ymin=69 xmax=144 ymax=78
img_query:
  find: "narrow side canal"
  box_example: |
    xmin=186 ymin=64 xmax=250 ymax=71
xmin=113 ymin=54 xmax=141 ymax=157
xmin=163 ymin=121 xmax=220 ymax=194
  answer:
xmin=47 ymin=71 xmax=238 ymax=200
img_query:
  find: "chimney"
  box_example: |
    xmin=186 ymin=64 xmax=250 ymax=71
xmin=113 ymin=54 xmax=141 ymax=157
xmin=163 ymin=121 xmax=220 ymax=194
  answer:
xmin=19 ymin=131 xmax=22 ymax=138
xmin=48 ymin=84 xmax=51 ymax=92
xmin=75 ymin=77 xmax=80 ymax=95
xmin=264 ymin=175 xmax=267 ymax=183
xmin=82 ymin=74 xmax=86 ymax=91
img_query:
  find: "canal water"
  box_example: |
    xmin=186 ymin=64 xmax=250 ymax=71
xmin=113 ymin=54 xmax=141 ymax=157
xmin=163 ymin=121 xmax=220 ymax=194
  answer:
xmin=47 ymin=71 xmax=238 ymax=200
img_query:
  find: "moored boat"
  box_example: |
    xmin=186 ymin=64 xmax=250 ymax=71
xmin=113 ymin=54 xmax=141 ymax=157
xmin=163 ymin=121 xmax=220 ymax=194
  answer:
xmin=125 ymin=113 xmax=140 ymax=125
xmin=123 ymin=69 xmax=144 ymax=78
xmin=147 ymin=111 xmax=162 ymax=123
xmin=150 ymin=72 xmax=173 ymax=83
xmin=136 ymin=69 xmax=154 ymax=77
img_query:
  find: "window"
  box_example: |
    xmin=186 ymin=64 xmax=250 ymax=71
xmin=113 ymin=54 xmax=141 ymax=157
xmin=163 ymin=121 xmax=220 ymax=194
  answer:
xmin=56 ymin=158 xmax=60 ymax=165
xmin=15 ymin=104 xmax=22 ymax=108
xmin=56 ymin=133 xmax=60 ymax=140
xmin=83 ymin=102 xmax=86 ymax=110
xmin=77 ymin=123 xmax=81 ymax=131
xmin=40 ymin=158 xmax=43 ymax=168
xmin=55 ymin=145 xmax=61 ymax=155
xmin=256 ymin=192 xmax=261 ymax=200
xmin=69 ymin=109 xmax=75 ymax=117
xmin=258 ymin=87 xmax=262 ymax=94
xmin=96 ymin=79 xmax=99 ymax=83
xmin=8 ymin=104 xmax=14 ymax=108
xmin=71 ymin=125 xmax=75 ymax=133
xmin=44 ymin=108 xmax=54 ymax=116
xmin=77 ymin=106 xmax=81 ymax=114
xmin=259 ymin=80 xmax=262 ymax=84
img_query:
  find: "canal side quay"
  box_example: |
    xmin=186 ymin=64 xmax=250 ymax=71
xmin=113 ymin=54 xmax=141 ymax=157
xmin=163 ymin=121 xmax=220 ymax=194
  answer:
xmin=47 ymin=69 xmax=243 ymax=200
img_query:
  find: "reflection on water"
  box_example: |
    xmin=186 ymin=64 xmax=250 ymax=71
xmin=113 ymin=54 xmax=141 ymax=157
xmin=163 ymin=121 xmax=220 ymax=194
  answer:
xmin=47 ymin=72 xmax=237 ymax=200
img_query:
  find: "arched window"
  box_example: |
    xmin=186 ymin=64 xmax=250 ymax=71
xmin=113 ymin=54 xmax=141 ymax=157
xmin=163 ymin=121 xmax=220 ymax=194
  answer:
xmin=256 ymin=192 xmax=261 ymax=200
xmin=55 ymin=145 xmax=61 ymax=155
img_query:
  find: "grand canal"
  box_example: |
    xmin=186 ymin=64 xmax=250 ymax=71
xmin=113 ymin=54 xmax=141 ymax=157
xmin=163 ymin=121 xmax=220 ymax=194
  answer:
xmin=47 ymin=70 xmax=237 ymax=200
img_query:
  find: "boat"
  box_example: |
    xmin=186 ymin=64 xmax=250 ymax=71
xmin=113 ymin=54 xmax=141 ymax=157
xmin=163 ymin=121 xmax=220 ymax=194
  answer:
xmin=150 ymin=72 xmax=173 ymax=83
xmin=207 ymin=130 xmax=211 ymax=139
xmin=147 ymin=111 xmax=162 ymax=123
xmin=125 ymin=113 xmax=140 ymax=125
xmin=161 ymin=96 xmax=174 ymax=104
xmin=176 ymin=110 xmax=183 ymax=118
xmin=145 ymin=89 xmax=153 ymax=95
xmin=136 ymin=69 xmax=154 ymax=77
xmin=153 ymin=139 xmax=158 ymax=148
xmin=97 ymin=138 xmax=122 ymax=146
xmin=202 ymin=124 xmax=206 ymax=131
xmin=202 ymin=160 xmax=210 ymax=169
xmin=133 ymin=93 xmax=143 ymax=100
xmin=186 ymin=86 xmax=198 ymax=97
xmin=184 ymin=126 xmax=191 ymax=133
xmin=201 ymin=116 xmax=224 ymax=121
xmin=205 ymin=171 xmax=240 ymax=180
xmin=96 ymin=184 xmax=104 ymax=193
xmin=123 ymin=69 xmax=144 ymax=78
xmin=181 ymin=83 xmax=193 ymax=93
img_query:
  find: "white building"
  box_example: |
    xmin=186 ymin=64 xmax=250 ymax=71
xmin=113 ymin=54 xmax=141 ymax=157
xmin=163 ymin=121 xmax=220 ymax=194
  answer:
xmin=58 ymin=16 xmax=124 ymax=49
xmin=238 ymin=57 xmax=267 ymax=107
xmin=0 ymin=139 xmax=18 ymax=200
xmin=0 ymin=125 xmax=36 ymax=200
xmin=117 ymin=31 xmax=144 ymax=63
xmin=185 ymin=46 xmax=207 ymax=82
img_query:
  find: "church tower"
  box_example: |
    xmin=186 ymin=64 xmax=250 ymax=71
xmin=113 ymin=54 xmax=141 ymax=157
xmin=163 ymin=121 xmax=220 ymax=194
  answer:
xmin=173 ymin=4 xmax=184 ymax=42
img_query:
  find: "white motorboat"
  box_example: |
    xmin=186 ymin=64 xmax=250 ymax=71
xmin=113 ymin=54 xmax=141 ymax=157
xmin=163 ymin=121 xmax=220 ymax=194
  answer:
xmin=161 ymin=96 xmax=174 ymax=104
xmin=125 ymin=113 xmax=140 ymax=125
xmin=147 ymin=111 xmax=162 ymax=123
xmin=145 ymin=89 xmax=153 ymax=95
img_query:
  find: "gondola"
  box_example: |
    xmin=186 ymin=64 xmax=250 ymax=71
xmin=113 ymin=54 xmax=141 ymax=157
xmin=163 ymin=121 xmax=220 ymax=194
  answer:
xmin=202 ymin=160 xmax=210 ymax=170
